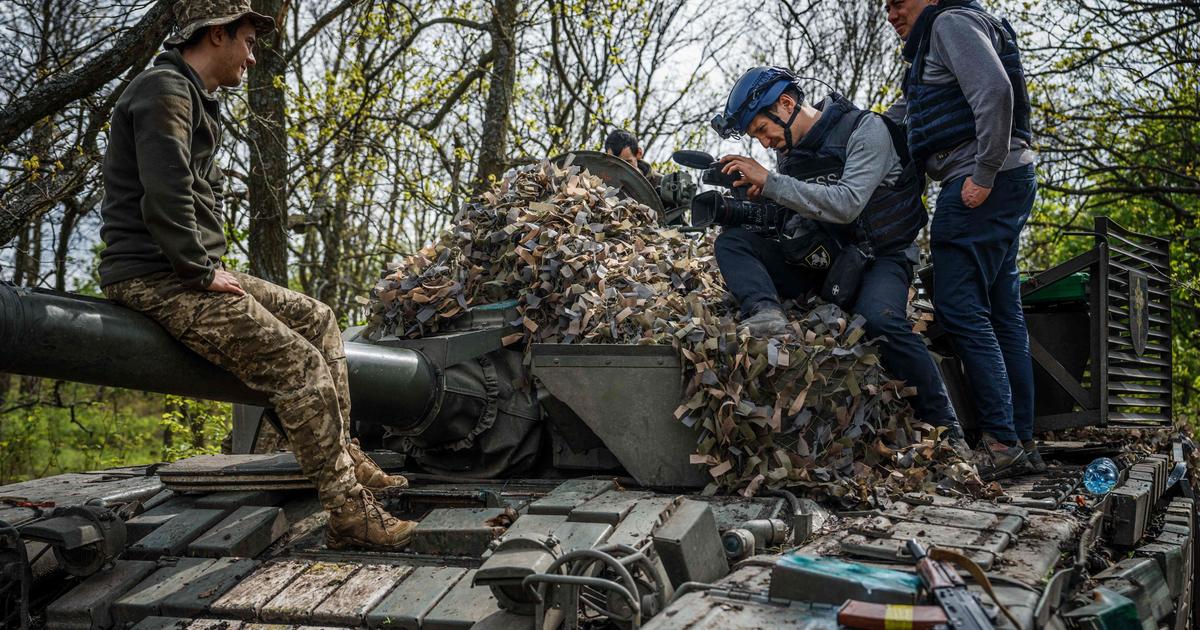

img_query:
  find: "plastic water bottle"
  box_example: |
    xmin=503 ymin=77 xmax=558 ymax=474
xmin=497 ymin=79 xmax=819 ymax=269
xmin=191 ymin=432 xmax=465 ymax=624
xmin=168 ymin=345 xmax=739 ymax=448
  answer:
xmin=1083 ymin=457 xmax=1119 ymax=495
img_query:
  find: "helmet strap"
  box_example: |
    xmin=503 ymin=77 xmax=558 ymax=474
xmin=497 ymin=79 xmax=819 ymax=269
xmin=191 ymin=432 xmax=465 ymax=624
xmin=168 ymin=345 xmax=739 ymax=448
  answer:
xmin=765 ymin=106 xmax=802 ymax=149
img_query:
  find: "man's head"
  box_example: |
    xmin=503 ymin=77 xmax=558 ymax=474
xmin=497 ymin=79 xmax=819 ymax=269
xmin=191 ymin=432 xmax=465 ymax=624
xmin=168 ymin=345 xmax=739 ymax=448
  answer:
xmin=166 ymin=0 xmax=275 ymax=89
xmin=604 ymin=129 xmax=644 ymax=169
xmin=885 ymin=0 xmax=938 ymax=40
xmin=744 ymin=88 xmax=820 ymax=151
xmin=713 ymin=66 xmax=815 ymax=150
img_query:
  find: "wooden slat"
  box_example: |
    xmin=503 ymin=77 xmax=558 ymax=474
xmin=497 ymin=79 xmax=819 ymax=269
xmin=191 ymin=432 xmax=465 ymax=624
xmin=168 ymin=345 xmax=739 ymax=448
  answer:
xmin=364 ymin=566 xmax=468 ymax=629
xmin=188 ymin=621 xmax=244 ymax=630
xmin=211 ymin=560 xmax=310 ymax=620
xmin=311 ymin=564 xmax=413 ymax=626
xmin=261 ymin=562 xmax=360 ymax=623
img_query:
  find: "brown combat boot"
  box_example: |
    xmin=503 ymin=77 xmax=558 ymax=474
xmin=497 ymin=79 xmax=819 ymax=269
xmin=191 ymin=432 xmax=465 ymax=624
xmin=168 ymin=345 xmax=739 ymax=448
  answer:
xmin=326 ymin=489 xmax=416 ymax=550
xmin=346 ymin=438 xmax=409 ymax=490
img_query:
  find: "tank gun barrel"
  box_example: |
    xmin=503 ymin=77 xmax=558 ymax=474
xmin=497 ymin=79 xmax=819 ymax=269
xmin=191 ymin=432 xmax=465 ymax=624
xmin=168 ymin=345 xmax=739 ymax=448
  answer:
xmin=0 ymin=283 xmax=437 ymax=427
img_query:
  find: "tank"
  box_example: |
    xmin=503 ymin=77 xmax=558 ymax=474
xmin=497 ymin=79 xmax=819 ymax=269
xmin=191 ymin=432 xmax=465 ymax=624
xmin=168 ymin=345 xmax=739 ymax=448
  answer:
xmin=0 ymin=155 xmax=1190 ymax=630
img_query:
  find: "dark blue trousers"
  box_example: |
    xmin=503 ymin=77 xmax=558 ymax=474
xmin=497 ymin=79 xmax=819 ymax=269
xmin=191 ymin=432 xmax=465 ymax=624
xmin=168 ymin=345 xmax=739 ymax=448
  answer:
xmin=931 ymin=164 xmax=1037 ymax=443
xmin=715 ymin=228 xmax=960 ymax=429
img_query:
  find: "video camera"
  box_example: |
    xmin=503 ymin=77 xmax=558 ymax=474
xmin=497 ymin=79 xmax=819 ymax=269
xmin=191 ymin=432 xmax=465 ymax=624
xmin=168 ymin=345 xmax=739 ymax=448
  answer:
xmin=672 ymin=150 xmax=746 ymax=197
xmin=671 ymin=150 xmax=788 ymax=232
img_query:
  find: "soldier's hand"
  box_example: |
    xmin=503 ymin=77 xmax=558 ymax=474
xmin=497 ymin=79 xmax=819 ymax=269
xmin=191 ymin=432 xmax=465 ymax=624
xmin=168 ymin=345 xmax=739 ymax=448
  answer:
xmin=961 ymin=177 xmax=992 ymax=208
xmin=719 ymin=155 xmax=768 ymax=189
xmin=207 ymin=270 xmax=246 ymax=296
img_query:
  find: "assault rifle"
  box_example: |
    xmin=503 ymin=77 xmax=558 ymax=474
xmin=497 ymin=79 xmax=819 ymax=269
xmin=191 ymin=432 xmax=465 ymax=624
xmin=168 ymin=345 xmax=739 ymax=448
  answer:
xmin=906 ymin=539 xmax=995 ymax=630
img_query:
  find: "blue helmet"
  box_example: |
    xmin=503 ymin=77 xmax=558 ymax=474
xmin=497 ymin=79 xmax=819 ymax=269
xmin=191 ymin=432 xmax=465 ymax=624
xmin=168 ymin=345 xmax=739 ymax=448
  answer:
xmin=712 ymin=66 xmax=806 ymax=140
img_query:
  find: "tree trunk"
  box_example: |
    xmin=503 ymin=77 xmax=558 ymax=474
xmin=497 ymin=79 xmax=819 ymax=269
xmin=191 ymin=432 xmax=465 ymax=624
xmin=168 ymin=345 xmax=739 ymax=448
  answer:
xmin=472 ymin=0 xmax=520 ymax=196
xmin=318 ymin=183 xmax=348 ymax=317
xmin=12 ymin=222 xmax=33 ymax=286
xmin=246 ymin=0 xmax=290 ymax=285
xmin=54 ymin=196 xmax=82 ymax=291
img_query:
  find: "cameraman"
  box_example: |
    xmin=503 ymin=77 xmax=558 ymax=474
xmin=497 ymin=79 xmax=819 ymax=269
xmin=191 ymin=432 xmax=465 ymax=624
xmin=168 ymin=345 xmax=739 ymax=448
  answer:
xmin=710 ymin=66 xmax=962 ymax=440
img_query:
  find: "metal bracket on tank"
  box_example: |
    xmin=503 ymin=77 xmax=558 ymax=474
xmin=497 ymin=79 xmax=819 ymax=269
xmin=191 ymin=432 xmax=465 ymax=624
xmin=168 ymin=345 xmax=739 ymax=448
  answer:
xmin=530 ymin=344 xmax=708 ymax=488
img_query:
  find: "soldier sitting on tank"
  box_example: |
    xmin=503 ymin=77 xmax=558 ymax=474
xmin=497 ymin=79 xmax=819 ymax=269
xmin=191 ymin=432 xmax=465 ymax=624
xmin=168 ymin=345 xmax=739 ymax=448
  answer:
xmin=605 ymin=129 xmax=664 ymax=188
xmin=709 ymin=66 xmax=967 ymax=447
xmin=95 ymin=0 xmax=414 ymax=550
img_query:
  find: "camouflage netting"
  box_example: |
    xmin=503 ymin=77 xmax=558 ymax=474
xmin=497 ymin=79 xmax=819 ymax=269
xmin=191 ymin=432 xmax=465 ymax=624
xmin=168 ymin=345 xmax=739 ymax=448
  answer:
xmin=366 ymin=158 xmax=999 ymax=506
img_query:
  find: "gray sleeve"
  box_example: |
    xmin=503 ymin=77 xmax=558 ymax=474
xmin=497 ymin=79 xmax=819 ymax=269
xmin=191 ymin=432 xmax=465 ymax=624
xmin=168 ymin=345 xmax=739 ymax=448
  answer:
xmin=930 ymin=12 xmax=1012 ymax=187
xmin=761 ymin=115 xmax=898 ymax=224
xmin=884 ymin=96 xmax=907 ymax=124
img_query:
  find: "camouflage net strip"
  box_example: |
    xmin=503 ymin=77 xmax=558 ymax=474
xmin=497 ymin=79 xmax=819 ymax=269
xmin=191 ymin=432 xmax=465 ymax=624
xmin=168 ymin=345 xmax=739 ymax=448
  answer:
xmin=366 ymin=158 xmax=998 ymax=506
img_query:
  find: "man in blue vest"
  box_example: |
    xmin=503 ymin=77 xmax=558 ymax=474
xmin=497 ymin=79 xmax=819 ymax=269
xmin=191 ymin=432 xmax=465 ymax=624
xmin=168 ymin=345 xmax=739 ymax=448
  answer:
xmin=885 ymin=0 xmax=1040 ymax=479
xmin=710 ymin=66 xmax=966 ymax=447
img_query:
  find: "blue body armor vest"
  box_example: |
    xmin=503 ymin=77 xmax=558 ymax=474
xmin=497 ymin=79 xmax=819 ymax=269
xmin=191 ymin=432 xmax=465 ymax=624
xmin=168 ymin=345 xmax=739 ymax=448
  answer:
xmin=777 ymin=95 xmax=927 ymax=255
xmin=902 ymin=0 xmax=1032 ymax=162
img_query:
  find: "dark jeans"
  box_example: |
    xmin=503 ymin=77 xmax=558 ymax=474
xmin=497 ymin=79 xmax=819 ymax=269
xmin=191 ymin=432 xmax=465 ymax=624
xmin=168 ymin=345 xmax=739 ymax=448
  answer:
xmin=715 ymin=228 xmax=960 ymax=429
xmin=931 ymin=164 xmax=1037 ymax=443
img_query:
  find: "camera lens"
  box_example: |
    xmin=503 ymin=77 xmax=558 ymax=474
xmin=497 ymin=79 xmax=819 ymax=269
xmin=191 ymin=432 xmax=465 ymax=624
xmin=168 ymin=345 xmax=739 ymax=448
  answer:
xmin=690 ymin=191 xmax=722 ymax=227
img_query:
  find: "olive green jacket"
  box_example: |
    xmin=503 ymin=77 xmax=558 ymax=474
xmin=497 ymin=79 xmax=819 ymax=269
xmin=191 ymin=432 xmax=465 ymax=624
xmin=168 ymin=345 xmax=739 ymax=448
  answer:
xmin=98 ymin=49 xmax=226 ymax=289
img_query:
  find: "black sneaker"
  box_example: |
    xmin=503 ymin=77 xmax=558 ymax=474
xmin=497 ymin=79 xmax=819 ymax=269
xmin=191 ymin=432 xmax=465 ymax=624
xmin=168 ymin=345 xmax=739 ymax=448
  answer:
xmin=973 ymin=434 xmax=1030 ymax=481
xmin=1023 ymin=440 xmax=1048 ymax=473
xmin=740 ymin=305 xmax=790 ymax=337
xmin=939 ymin=433 xmax=975 ymax=463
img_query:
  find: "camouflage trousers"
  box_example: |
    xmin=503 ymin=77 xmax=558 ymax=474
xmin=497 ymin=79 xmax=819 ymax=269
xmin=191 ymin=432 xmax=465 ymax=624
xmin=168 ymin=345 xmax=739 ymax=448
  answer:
xmin=104 ymin=270 xmax=360 ymax=509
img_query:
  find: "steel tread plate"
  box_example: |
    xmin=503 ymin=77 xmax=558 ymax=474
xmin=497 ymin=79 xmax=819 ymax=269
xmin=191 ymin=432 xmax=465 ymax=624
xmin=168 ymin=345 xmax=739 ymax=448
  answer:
xmin=421 ymin=569 xmax=501 ymax=630
xmin=187 ymin=505 xmax=289 ymax=558
xmin=46 ymin=559 xmax=158 ymax=630
xmin=110 ymin=558 xmax=218 ymax=626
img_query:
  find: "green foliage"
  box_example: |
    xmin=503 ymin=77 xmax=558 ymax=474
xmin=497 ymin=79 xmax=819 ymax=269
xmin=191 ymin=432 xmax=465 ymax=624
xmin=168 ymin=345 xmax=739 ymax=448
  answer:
xmin=0 ymin=380 xmax=231 ymax=482
xmin=0 ymin=380 xmax=162 ymax=483
xmin=1015 ymin=0 xmax=1200 ymax=425
xmin=158 ymin=394 xmax=231 ymax=462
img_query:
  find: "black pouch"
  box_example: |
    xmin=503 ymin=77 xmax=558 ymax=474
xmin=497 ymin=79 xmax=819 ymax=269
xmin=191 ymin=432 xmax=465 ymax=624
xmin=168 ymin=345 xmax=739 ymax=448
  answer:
xmin=821 ymin=243 xmax=874 ymax=310
xmin=781 ymin=230 xmax=840 ymax=270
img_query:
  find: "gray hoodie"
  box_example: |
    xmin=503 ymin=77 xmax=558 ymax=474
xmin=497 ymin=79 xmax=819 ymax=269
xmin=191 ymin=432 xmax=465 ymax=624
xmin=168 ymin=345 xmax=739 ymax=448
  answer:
xmin=762 ymin=99 xmax=902 ymax=226
xmin=886 ymin=8 xmax=1035 ymax=186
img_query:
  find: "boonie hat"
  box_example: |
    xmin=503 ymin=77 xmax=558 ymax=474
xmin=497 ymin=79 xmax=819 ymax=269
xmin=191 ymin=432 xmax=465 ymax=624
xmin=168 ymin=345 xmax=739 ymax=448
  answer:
xmin=164 ymin=0 xmax=275 ymax=48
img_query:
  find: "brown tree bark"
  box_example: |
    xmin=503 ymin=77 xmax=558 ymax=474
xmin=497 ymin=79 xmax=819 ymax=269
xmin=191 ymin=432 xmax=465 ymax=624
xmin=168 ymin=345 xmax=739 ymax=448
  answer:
xmin=0 ymin=1 xmax=173 ymax=248
xmin=472 ymin=0 xmax=520 ymax=197
xmin=0 ymin=0 xmax=172 ymax=149
xmin=246 ymin=0 xmax=290 ymax=285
